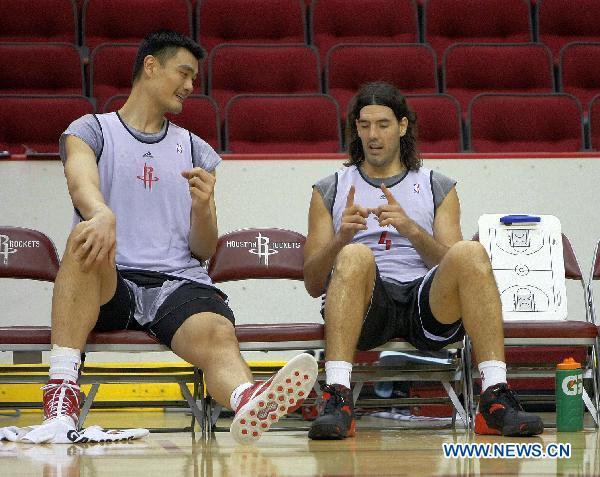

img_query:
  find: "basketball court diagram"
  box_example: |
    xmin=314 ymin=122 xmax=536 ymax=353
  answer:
xmin=478 ymin=214 xmax=567 ymax=321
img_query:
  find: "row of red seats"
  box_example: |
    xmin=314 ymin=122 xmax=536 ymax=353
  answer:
xmin=3 ymin=0 xmax=600 ymax=63
xmin=1 ymin=93 xmax=598 ymax=155
xmin=5 ymin=42 xmax=600 ymax=119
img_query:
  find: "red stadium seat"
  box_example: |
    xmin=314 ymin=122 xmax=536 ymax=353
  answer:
xmin=326 ymin=44 xmax=437 ymax=123
xmin=311 ymin=0 xmax=418 ymax=65
xmin=225 ymin=94 xmax=341 ymax=153
xmin=424 ymin=0 xmax=532 ymax=64
xmin=90 ymin=44 xmax=139 ymax=112
xmin=91 ymin=43 xmax=204 ymax=112
xmin=0 ymin=0 xmax=77 ymax=44
xmin=0 ymin=43 xmax=83 ymax=96
xmin=209 ymin=45 xmax=320 ymax=112
xmin=443 ymin=43 xmax=553 ymax=115
xmin=197 ymin=0 xmax=307 ymax=55
xmin=82 ymin=0 xmax=193 ymax=52
xmin=406 ymin=94 xmax=462 ymax=153
xmin=538 ymin=0 xmax=600 ymax=62
xmin=587 ymin=95 xmax=600 ymax=151
xmin=559 ymin=42 xmax=600 ymax=115
xmin=103 ymin=94 xmax=221 ymax=152
xmin=468 ymin=94 xmax=583 ymax=152
xmin=0 ymin=95 xmax=94 ymax=157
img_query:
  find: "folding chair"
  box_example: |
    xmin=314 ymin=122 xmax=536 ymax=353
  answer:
xmin=475 ymin=214 xmax=599 ymax=427
xmin=587 ymin=238 xmax=600 ymax=409
xmin=0 ymin=226 xmax=207 ymax=432
xmin=206 ymin=228 xmax=471 ymax=432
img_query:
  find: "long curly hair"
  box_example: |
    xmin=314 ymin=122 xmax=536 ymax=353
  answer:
xmin=345 ymin=82 xmax=421 ymax=171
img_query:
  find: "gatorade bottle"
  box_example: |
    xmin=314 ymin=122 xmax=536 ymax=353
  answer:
xmin=555 ymin=357 xmax=584 ymax=432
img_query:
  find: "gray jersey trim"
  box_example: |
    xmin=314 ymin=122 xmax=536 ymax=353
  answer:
xmin=116 ymin=111 xmax=169 ymax=144
xmin=92 ymin=114 xmax=103 ymax=162
xmin=60 ymin=114 xmax=221 ymax=173
xmin=314 ymin=166 xmax=456 ymax=214
xmin=431 ymin=170 xmax=457 ymax=210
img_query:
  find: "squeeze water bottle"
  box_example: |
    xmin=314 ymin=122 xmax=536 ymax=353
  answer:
xmin=555 ymin=357 xmax=584 ymax=432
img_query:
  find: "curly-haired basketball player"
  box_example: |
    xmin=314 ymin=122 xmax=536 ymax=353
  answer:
xmin=304 ymin=82 xmax=543 ymax=440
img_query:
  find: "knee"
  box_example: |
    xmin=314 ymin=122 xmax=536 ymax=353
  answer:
xmin=445 ymin=241 xmax=492 ymax=276
xmin=333 ymin=244 xmax=375 ymax=281
xmin=199 ymin=314 xmax=238 ymax=345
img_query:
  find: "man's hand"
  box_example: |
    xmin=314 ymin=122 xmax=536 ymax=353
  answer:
xmin=369 ymin=184 xmax=416 ymax=236
xmin=71 ymin=208 xmax=116 ymax=271
xmin=337 ymin=185 xmax=370 ymax=245
xmin=182 ymin=168 xmax=215 ymax=213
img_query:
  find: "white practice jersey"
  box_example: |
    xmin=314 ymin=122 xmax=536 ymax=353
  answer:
xmin=332 ymin=166 xmax=434 ymax=283
xmin=90 ymin=112 xmax=213 ymax=286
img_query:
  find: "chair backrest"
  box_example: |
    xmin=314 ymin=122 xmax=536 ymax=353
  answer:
xmin=468 ymin=93 xmax=583 ymax=152
xmin=102 ymin=94 xmax=221 ymax=152
xmin=209 ymin=44 xmax=320 ymax=112
xmin=0 ymin=43 xmax=83 ymax=96
xmin=0 ymin=95 xmax=95 ymax=156
xmin=83 ymin=0 xmax=193 ymax=51
xmin=198 ymin=0 xmax=307 ymax=55
xmin=312 ymin=0 xmax=418 ymax=65
xmin=443 ymin=43 xmax=554 ymax=114
xmin=102 ymin=94 xmax=128 ymax=113
xmin=326 ymin=44 xmax=437 ymax=124
xmin=588 ymin=239 xmax=600 ymax=324
xmin=588 ymin=94 xmax=600 ymax=151
xmin=0 ymin=0 xmax=77 ymax=44
xmin=208 ymin=228 xmax=305 ymax=283
xmin=90 ymin=43 xmax=139 ymax=111
xmin=405 ymin=94 xmax=462 ymax=152
xmin=167 ymin=95 xmax=221 ymax=152
xmin=0 ymin=227 xmax=59 ymax=282
xmin=224 ymin=94 xmax=341 ymax=153
xmin=538 ymin=0 xmax=600 ymax=61
xmin=424 ymin=0 xmax=532 ymax=64
xmin=559 ymin=42 xmax=600 ymax=112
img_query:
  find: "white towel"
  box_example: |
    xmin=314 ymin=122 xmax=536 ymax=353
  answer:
xmin=0 ymin=417 xmax=148 ymax=444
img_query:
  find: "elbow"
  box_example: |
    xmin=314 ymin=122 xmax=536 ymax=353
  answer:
xmin=193 ymin=244 xmax=216 ymax=262
xmin=304 ymin=282 xmax=323 ymax=299
xmin=303 ymin=270 xmax=324 ymax=298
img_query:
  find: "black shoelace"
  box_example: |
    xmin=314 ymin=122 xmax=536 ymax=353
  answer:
xmin=321 ymin=385 xmax=349 ymax=414
xmin=493 ymin=385 xmax=524 ymax=412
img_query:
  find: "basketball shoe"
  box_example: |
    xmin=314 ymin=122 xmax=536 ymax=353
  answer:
xmin=475 ymin=383 xmax=544 ymax=436
xmin=308 ymin=384 xmax=355 ymax=440
xmin=230 ymin=353 xmax=318 ymax=445
xmin=42 ymin=379 xmax=82 ymax=427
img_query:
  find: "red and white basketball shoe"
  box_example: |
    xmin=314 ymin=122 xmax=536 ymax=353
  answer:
xmin=230 ymin=353 xmax=318 ymax=445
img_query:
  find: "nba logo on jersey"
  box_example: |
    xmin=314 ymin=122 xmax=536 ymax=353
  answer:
xmin=414 ymin=183 xmax=420 ymax=194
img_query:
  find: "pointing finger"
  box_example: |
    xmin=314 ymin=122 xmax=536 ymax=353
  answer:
xmin=381 ymin=184 xmax=398 ymax=205
xmin=345 ymin=185 xmax=355 ymax=209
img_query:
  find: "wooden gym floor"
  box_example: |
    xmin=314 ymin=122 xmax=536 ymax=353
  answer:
xmin=1 ymin=409 xmax=598 ymax=476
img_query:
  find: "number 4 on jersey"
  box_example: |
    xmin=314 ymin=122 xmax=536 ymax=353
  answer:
xmin=378 ymin=231 xmax=392 ymax=250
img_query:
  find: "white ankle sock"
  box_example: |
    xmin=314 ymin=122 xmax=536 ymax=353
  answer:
xmin=49 ymin=345 xmax=81 ymax=382
xmin=230 ymin=382 xmax=253 ymax=411
xmin=478 ymin=360 xmax=507 ymax=392
xmin=325 ymin=361 xmax=352 ymax=389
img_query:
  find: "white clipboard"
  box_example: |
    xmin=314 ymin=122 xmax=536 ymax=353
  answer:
xmin=478 ymin=214 xmax=567 ymax=321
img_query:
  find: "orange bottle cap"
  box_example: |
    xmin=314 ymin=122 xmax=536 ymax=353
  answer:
xmin=557 ymin=357 xmax=581 ymax=369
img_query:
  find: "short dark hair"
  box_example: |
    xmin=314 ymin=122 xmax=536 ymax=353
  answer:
xmin=346 ymin=82 xmax=421 ymax=171
xmin=132 ymin=29 xmax=205 ymax=83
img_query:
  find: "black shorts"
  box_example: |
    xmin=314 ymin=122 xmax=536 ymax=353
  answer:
xmin=94 ymin=270 xmax=235 ymax=348
xmin=331 ymin=267 xmax=464 ymax=352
